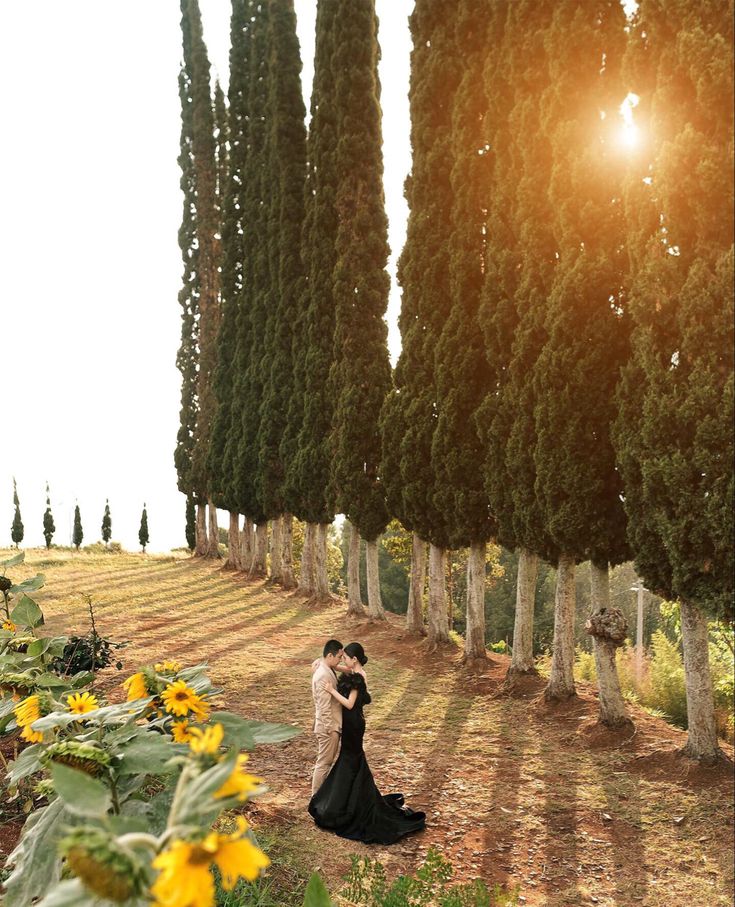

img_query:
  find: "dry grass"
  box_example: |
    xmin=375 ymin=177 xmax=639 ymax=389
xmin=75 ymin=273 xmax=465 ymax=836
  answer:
xmin=4 ymin=549 xmax=734 ymax=907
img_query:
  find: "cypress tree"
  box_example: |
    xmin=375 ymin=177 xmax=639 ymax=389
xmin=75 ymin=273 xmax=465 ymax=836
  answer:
xmin=72 ymin=504 xmax=83 ymax=551
xmin=257 ymin=0 xmax=307 ymax=591
xmin=289 ymin=0 xmax=341 ymax=600
xmin=533 ymin=0 xmax=630 ymax=712
xmin=185 ymin=494 xmax=196 ymax=552
xmin=139 ymin=504 xmax=150 ymax=554
xmin=329 ymin=0 xmax=392 ymax=620
xmin=11 ymin=479 xmax=23 ymax=548
xmin=43 ymin=482 xmax=55 ymax=549
xmin=432 ymin=0 xmax=495 ymax=660
xmin=614 ymin=0 xmax=734 ymax=760
xmin=101 ymin=499 xmax=112 ymax=548
xmin=180 ymin=0 xmax=221 ymax=558
xmin=383 ymin=0 xmax=462 ymax=648
xmin=234 ymin=0 xmax=271 ymax=578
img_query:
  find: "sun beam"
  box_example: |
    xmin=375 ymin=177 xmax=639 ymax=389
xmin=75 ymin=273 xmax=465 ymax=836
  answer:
xmin=619 ymin=92 xmax=640 ymax=150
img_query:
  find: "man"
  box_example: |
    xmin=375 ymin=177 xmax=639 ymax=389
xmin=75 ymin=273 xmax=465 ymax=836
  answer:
xmin=311 ymin=638 xmax=346 ymax=795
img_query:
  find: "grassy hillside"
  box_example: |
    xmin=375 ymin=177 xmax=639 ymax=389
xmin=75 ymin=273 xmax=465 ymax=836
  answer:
xmin=3 ymin=549 xmax=733 ymax=906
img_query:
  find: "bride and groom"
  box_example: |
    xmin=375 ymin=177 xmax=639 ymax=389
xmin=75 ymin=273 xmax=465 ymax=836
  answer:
xmin=308 ymin=638 xmax=426 ymax=845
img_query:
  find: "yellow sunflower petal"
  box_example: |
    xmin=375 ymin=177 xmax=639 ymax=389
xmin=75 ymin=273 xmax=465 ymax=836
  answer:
xmin=122 ymin=673 xmax=148 ymax=701
xmin=151 ymin=840 xmax=215 ymax=907
xmin=215 ymin=755 xmax=263 ymax=802
xmin=67 ymin=692 xmax=99 ymax=715
xmin=215 ymin=837 xmax=270 ymax=887
xmin=188 ymin=723 xmax=224 ymax=755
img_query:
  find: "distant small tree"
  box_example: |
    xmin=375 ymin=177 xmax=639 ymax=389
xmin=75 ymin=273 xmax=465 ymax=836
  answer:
xmin=11 ymin=478 xmax=24 ymax=548
xmin=139 ymin=504 xmax=150 ymax=553
xmin=185 ymin=495 xmax=196 ymax=552
xmin=73 ymin=504 xmax=84 ymax=551
xmin=43 ymin=482 xmax=55 ymax=549
xmin=101 ymin=499 xmax=112 ymax=547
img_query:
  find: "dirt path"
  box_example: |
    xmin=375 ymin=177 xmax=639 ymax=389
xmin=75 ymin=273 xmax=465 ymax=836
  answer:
xmin=12 ymin=551 xmax=735 ymax=906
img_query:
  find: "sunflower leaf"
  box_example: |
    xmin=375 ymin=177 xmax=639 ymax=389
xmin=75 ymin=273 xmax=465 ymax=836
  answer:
xmin=302 ymin=873 xmax=335 ymax=907
xmin=50 ymin=763 xmax=111 ymax=817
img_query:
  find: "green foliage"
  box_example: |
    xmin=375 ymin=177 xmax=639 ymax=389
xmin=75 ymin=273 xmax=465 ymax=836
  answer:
xmin=72 ymin=505 xmax=83 ymax=551
xmin=186 ymin=494 xmax=196 ymax=551
xmin=11 ymin=478 xmax=24 ymax=548
xmin=100 ymin=499 xmax=112 ymax=546
xmin=139 ymin=504 xmax=149 ymax=552
xmin=43 ymin=483 xmax=55 ymax=550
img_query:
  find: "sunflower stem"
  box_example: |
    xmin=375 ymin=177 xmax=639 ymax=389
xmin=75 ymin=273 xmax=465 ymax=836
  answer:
xmin=117 ymin=832 xmax=159 ymax=851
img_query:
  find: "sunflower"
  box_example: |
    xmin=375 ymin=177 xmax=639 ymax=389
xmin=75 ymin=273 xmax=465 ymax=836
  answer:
xmin=187 ymin=723 xmax=224 ymax=756
xmin=67 ymin=692 xmax=99 ymax=715
xmin=2 ymin=619 xmax=16 ymax=632
xmin=215 ymin=754 xmax=263 ymax=802
xmin=171 ymin=719 xmax=193 ymax=744
xmin=155 ymin=660 xmax=181 ymax=674
xmin=122 ymin=672 xmax=149 ymax=701
xmin=14 ymin=694 xmax=43 ymax=743
xmin=150 ymin=818 xmax=269 ymax=907
xmin=161 ymin=680 xmax=207 ymax=719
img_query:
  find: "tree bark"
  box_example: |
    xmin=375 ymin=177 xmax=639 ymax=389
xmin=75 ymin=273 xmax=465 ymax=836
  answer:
xmin=195 ymin=503 xmax=207 ymax=556
xmin=588 ymin=562 xmax=631 ymax=728
xmin=314 ymin=523 xmax=332 ymax=600
xmin=365 ymin=538 xmax=386 ymax=620
xmin=680 ymin=598 xmax=722 ymax=762
xmin=346 ymin=524 xmax=365 ymax=616
xmin=206 ymin=499 xmax=220 ymax=558
xmin=507 ymin=547 xmax=538 ymax=676
xmin=281 ymin=513 xmax=296 ymax=590
xmin=406 ymin=533 xmax=427 ymax=635
xmin=427 ymin=544 xmax=449 ymax=648
xmin=225 ymin=511 xmax=242 ymax=570
xmin=251 ymin=523 xmax=268 ymax=577
xmin=545 ymin=553 xmax=577 ymax=701
xmin=298 ymin=522 xmax=316 ymax=595
xmin=464 ymin=541 xmax=487 ymax=661
xmin=240 ymin=517 xmax=254 ymax=573
xmin=269 ymin=516 xmax=283 ymax=583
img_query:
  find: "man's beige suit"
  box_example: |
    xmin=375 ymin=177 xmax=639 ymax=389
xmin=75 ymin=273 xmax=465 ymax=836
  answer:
xmin=311 ymin=658 xmax=342 ymax=794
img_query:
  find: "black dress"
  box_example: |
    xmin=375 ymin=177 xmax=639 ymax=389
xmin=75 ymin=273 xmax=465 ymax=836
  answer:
xmin=308 ymin=672 xmax=426 ymax=844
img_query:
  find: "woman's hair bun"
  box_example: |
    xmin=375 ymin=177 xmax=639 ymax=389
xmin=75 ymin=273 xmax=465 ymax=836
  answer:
xmin=344 ymin=642 xmax=368 ymax=666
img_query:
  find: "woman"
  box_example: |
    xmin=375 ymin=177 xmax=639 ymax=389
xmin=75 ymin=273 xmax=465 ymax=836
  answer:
xmin=308 ymin=642 xmax=426 ymax=844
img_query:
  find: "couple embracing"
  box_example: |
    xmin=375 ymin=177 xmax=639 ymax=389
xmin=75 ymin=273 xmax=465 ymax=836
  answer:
xmin=308 ymin=639 xmax=426 ymax=845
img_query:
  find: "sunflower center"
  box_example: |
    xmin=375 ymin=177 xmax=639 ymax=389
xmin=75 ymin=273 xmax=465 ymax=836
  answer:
xmin=174 ymin=691 xmax=188 ymax=701
xmin=189 ymin=845 xmax=215 ymax=866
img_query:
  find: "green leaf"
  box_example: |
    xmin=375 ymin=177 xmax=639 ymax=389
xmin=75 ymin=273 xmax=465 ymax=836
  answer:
xmin=26 ymin=636 xmax=55 ymax=657
xmin=0 ymin=551 xmax=25 ymax=569
xmin=209 ymin=711 xmax=256 ymax=750
xmin=7 ymin=743 xmax=43 ymax=785
xmin=116 ymin=733 xmax=182 ymax=775
xmin=10 ymin=594 xmax=44 ymax=629
xmin=50 ymin=763 xmax=111 ymax=817
xmin=302 ymin=873 xmax=335 ymax=907
xmin=177 ymin=752 xmax=237 ymax=824
xmin=242 ymin=718 xmax=303 ymax=747
xmin=3 ymin=798 xmax=70 ymax=907
xmin=10 ymin=573 xmax=46 ymax=595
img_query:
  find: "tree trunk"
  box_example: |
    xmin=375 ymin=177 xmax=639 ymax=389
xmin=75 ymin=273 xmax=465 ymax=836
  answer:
xmin=195 ymin=503 xmax=207 ymax=556
xmin=427 ymin=544 xmax=449 ymax=648
xmin=269 ymin=516 xmax=284 ymax=584
xmin=314 ymin=523 xmax=331 ymax=600
xmin=298 ymin=522 xmax=316 ymax=595
xmin=464 ymin=542 xmax=487 ymax=661
xmin=680 ymin=599 xmax=722 ymax=762
xmin=240 ymin=517 xmax=254 ymax=573
xmin=545 ymin=554 xmax=577 ymax=701
xmin=406 ymin=533 xmax=427 ymax=635
xmin=251 ymin=523 xmax=268 ymax=577
xmin=507 ymin=548 xmax=538 ymax=676
xmin=365 ymin=538 xmax=386 ymax=620
xmin=281 ymin=513 xmax=296 ymax=590
xmin=225 ymin=511 xmax=242 ymax=570
xmin=346 ymin=524 xmax=365 ymax=616
xmin=206 ymin=499 xmax=220 ymax=559
xmin=588 ymin=562 xmax=631 ymax=729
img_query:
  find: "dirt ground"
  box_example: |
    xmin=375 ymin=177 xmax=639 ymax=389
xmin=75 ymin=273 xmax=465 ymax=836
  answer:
xmin=4 ymin=551 xmax=734 ymax=906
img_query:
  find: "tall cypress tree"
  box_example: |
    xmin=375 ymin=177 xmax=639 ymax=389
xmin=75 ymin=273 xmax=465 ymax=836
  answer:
xmin=43 ymin=482 xmax=55 ymax=550
xmin=257 ymin=0 xmax=307 ymax=590
xmin=180 ymin=0 xmax=221 ymax=558
xmin=139 ymin=504 xmax=150 ymax=554
xmin=289 ymin=0 xmax=342 ymax=600
xmin=101 ymin=499 xmax=112 ymax=548
xmin=174 ymin=61 xmax=202 ymax=550
xmin=614 ymin=0 xmax=734 ymax=760
xmin=185 ymin=494 xmax=196 ymax=552
xmin=432 ymin=0 xmax=495 ymax=660
xmin=329 ymin=0 xmax=392 ymax=620
xmin=11 ymin=479 xmax=23 ymax=548
xmin=383 ymin=0 xmax=462 ymax=647
xmin=235 ymin=0 xmax=271 ymax=577
xmin=533 ymin=0 xmax=630 ymax=710
xmin=72 ymin=504 xmax=83 ymax=551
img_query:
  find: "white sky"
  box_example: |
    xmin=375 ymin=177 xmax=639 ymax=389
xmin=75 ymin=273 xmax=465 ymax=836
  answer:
xmin=0 ymin=1 xmax=412 ymax=553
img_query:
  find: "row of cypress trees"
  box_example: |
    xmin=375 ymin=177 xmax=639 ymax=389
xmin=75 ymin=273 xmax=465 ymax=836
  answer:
xmin=8 ymin=485 xmax=149 ymax=552
xmin=174 ymin=1 xmax=732 ymax=761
